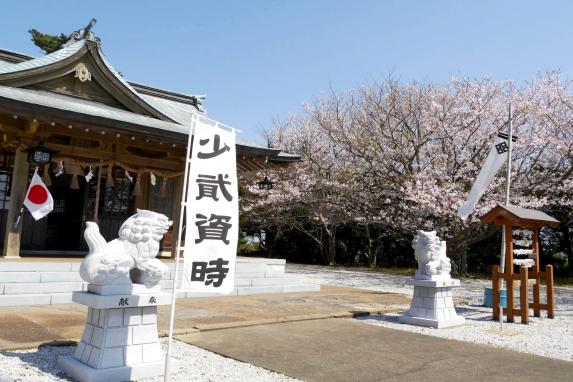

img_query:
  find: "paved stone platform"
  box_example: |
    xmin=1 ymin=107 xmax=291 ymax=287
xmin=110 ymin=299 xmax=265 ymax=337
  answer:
xmin=178 ymin=318 xmax=573 ymax=382
xmin=0 ymin=286 xmax=410 ymax=351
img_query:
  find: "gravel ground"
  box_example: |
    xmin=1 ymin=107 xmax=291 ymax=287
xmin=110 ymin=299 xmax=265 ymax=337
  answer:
xmin=0 ymin=339 xmax=299 ymax=382
xmin=286 ymin=263 xmax=573 ymax=361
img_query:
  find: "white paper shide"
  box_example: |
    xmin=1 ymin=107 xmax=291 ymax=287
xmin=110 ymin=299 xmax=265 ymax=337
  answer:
xmin=182 ymin=118 xmax=239 ymax=294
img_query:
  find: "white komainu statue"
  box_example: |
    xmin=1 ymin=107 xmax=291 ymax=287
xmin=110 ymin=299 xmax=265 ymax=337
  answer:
xmin=80 ymin=209 xmax=172 ymax=287
xmin=412 ymin=230 xmax=451 ymax=279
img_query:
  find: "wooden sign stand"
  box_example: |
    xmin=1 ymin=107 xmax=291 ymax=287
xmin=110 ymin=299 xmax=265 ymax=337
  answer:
xmin=481 ymin=205 xmax=559 ymax=324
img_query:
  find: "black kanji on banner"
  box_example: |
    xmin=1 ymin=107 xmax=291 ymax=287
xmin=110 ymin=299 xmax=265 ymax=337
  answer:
xmin=196 ymin=174 xmax=233 ymax=202
xmin=190 ymin=258 xmax=230 ymax=287
xmin=195 ymin=214 xmax=232 ymax=244
xmin=197 ymin=134 xmax=230 ymax=159
xmin=495 ymin=142 xmax=509 ymax=154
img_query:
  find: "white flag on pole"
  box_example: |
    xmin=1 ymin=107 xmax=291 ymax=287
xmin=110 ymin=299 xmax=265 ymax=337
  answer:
xmin=24 ymin=168 xmax=54 ymax=220
xmin=457 ymin=132 xmax=517 ymax=219
xmin=181 ymin=117 xmax=238 ymax=294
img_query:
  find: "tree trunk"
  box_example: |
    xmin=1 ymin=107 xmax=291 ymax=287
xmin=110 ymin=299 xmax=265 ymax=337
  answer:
xmin=447 ymin=240 xmax=468 ymax=276
xmin=564 ymin=224 xmax=573 ymax=276
xmin=264 ymin=227 xmax=277 ymax=257
xmin=364 ymin=224 xmax=377 ymax=267
xmin=324 ymin=225 xmax=337 ymax=266
xmin=459 ymin=250 xmax=468 ymax=275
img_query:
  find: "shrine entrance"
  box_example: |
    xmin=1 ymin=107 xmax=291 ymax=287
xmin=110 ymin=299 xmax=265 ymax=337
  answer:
xmin=19 ymin=166 xmax=137 ymax=255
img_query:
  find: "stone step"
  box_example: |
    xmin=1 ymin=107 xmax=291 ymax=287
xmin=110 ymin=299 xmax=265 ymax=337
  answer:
xmin=250 ymin=277 xmax=302 ymax=287
xmin=0 ymin=262 xmax=80 ymax=272
xmin=163 ymin=270 xmax=274 ymax=280
xmin=0 ymin=293 xmax=52 ymax=306
xmin=236 ymin=284 xmax=320 ymax=295
xmin=0 ymin=261 xmax=285 ymax=274
xmin=3 ymin=281 xmax=87 ymax=294
xmin=159 ymin=276 xmax=303 ymax=290
xmin=0 ymin=271 xmax=42 ymax=283
xmin=0 ymin=257 xmax=307 ymax=307
xmin=39 ymin=272 xmax=85 ymax=282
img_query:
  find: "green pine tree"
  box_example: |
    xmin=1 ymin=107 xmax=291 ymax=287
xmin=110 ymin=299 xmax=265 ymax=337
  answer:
xmin=28 ymin=29 xmax=68 ymax=54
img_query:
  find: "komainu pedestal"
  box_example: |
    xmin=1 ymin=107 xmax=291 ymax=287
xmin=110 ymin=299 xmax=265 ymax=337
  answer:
xmin=399 ymin=279 xmax=465 ymax=328
xmin=399 ymin=230 xmax=465 ymax=328
xmin=58 ymin=210 xmax=176 ymax=382
xmin=58 ymin=287 xmax=174 ymax=382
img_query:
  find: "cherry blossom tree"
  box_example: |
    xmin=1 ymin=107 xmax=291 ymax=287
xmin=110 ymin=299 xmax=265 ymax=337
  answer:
xmin=242 ymin=73 xmax=573 ymax=270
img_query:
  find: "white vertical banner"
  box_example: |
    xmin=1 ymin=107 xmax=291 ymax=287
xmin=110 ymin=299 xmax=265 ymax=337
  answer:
xmin=182 ymin=117 xmax=238 ymax=294
xmin=457 ymin=132 xmax=517 ymax=220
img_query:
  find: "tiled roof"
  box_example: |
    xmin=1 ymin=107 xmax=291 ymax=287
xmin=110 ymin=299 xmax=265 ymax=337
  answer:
xmin=0 ymin=41 xmax=297 ymax=161
xmin=0 ymin=85 xmax=187 ymax=135
xmin=502 ymin=205 xmax=560 ymax=224
xmin=480 ymin=204 xmax=560 ymax=226
xmin=0 ymin=41 xmax=85 ymax=74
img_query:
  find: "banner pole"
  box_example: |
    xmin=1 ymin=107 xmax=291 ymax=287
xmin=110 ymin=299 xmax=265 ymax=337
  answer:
xmin=499 ymin=102 xmax=514 ymax=329
xmin=164 ymin=115 xmax=196 ymax=381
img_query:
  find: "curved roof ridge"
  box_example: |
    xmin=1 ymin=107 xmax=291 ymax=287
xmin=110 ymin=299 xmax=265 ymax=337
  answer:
xmin=89 ymin=43 xmax=177 ymax=122
xmin=0 ymin=40 xmax=85 ymax=74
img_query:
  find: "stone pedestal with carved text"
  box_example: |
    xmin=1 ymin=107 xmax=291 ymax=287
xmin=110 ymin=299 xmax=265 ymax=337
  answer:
xmin=58 ymin=286 xmax=176 ymax=382
xmin=399 ymin=278 xmax=465 ymax=328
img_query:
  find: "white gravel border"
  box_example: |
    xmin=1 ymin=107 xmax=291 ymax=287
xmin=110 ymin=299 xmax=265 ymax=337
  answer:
xmin=0 ymin=339 xmax=299 ymax=382
xmin=287 ymin=263 xmax=573 ymax=361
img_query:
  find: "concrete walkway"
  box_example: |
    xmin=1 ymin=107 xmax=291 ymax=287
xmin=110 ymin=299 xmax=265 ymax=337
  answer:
xmin=178 ymin=318 xmax=573 ymax=382
xmin=0 ymin=286 xmax=409 ymax=351
xmin=1 ymin=285 xmax=571 ymax=381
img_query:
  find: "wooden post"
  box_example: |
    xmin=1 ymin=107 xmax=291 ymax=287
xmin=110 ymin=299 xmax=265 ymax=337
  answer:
xmin=505 ymin=224 xmax=514 ymax=323
xmin=519 ymin=266 xmax=529 ymax=324
xmin=170 ymin=176 xmax=183 ymax=259
xmin=492 ymin=265 xmax=500 ymax=320
xmin=532 ymin=226 xmax=541 ymax=317
xmin=134 ymin=172 xmax=150 ymax=210
xmin=546 ymin=265 xmax=555 ymax=319
xmin=2 ymin=148 xmax=29 ymax=258
xmin=93 ymin=164 xmax=102 ymax=224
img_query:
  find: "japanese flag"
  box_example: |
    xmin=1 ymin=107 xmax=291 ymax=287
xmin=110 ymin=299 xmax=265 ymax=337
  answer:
xmin=24 ymin=169 xmax=54 ymax=220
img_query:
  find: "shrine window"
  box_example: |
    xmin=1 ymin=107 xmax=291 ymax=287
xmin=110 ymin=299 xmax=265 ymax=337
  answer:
xmin=0 ymin=152 xmax=14 ymax=210
xmin=148 ymin=177 xmax=174 ymax=218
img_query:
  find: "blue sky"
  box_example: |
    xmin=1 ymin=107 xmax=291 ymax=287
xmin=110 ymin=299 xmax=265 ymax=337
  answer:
xmin=1 ymin=1 xmax=572 ymax=144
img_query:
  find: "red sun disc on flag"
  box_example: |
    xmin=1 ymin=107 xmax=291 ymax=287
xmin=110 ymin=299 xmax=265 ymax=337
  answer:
xmin=28 ymin=185 xmax=49 ymax=205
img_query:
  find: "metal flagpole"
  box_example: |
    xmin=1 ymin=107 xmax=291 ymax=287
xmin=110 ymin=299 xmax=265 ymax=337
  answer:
xmin=499 ymin=102 xmax=514 ymax=329
xmin=164 ymin=114 xmax=196 ymax=381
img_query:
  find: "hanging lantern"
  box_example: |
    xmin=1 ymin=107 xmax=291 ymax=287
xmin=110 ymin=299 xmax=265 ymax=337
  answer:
xmin=25 ymin=141 xmax=56 ymax=166
xmin=257 ymin=176 xmax=274 ymax=190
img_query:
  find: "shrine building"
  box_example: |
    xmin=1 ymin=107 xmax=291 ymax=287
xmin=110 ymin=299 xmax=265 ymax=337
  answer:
xmin=0 ymin=26 xmax=296 ymax=259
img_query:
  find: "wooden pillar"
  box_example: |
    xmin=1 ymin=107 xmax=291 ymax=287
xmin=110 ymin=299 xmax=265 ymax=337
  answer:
xmin=546 ymin=265 xmax=555 ymax=319
xmin=505 ymin=224 xmax=515 ymax=323
xmin=170 ymin=175 xmax=183 ymax=259
xmin=492 ymin=265 xmax=500 ymax=320
xmin=93 ymin=165 xmax=102 ymax=224
xmin=2 ymin=148 xmax=29 ymax=258
xmin=532 ymin=226 xmax=541 ymax=317
xmin=519 ymin=266 xmax=529 ymax=324
xmin=134 ymin=173 xmax=150 ymax=210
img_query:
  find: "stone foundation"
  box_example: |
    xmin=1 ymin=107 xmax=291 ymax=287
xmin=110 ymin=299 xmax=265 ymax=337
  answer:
xmin=399 ymin=279 xmax=465 ymax=328
xmin=58 ymin=290 xmax=176 ymax=382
